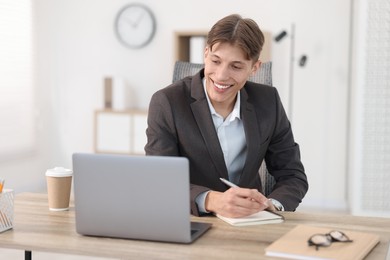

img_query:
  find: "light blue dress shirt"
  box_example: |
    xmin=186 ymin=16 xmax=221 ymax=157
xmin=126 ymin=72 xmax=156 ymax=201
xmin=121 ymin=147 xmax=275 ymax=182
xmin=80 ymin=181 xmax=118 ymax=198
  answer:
xmin=195 ymin=79 xmax=247 ymax=213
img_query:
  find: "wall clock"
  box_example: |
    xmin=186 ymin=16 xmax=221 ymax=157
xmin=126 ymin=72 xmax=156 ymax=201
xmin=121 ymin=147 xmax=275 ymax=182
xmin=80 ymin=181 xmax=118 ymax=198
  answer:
xmin=114 ymin=3 xmax=156 ymax=49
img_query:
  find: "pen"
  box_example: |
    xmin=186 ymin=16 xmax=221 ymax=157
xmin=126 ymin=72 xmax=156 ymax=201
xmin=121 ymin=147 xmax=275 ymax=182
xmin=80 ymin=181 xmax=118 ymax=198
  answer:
xmin=220 ymin=177 xmax=271 ymax=207
xmin=220 ymin=177 xmax=239 ymax=188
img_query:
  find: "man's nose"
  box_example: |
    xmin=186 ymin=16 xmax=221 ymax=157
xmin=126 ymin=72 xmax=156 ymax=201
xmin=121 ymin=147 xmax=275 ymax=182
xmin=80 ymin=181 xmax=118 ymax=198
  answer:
xmin=214 ymin=65 xmax=230 ymax=81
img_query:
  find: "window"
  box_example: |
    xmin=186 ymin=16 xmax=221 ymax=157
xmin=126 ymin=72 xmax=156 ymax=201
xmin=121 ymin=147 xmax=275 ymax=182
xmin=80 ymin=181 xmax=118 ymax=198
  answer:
xmin=0 ymin=0 xmax=34 ymax=160
xmin=350 ymin=0 xmax=390 ymax=216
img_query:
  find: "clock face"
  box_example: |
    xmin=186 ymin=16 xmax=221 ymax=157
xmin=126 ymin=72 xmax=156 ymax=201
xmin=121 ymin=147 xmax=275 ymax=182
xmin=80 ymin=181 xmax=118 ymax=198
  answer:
xmin=115 ymin=4 xmax=156 ymax=49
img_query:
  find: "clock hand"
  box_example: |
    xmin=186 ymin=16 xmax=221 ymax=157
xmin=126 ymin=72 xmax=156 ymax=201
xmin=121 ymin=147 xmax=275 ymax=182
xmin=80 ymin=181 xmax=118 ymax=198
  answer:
xmin=124 ymin=17 xmax=137 ymax=27
xmin=126 ymin=19 xmax=139 ymax=28
xmin=133 ymin=12 xmax=145 ymax=28
xmin=124 ymin=12 xmax=145 ymax=28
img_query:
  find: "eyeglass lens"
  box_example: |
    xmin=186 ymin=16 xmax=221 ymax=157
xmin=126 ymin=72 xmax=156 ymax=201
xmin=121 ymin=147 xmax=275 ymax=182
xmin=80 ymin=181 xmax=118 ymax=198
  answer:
xmin=329 ymin=231 xmax=352 ymax=242
xmin=308 ymin=230 xmax=353 ymax=250
xmin=310 ymin=235 xmax=331 ymax=246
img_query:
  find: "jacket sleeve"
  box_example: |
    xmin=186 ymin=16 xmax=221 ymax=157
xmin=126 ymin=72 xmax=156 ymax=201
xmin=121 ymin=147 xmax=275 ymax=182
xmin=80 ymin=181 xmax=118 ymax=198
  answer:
xmin=265 ymin=89 xmax=309 ymax=211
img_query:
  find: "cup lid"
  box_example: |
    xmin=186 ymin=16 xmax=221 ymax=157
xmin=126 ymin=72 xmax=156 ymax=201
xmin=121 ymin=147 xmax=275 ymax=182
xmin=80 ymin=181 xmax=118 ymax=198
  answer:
xmin=45 ymin=167 xmax=73 ymax=177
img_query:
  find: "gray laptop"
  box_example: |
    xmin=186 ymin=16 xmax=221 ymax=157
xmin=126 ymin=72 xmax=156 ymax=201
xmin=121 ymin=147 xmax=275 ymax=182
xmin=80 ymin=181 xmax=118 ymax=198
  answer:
xmin=72 ymin=153 xmax=211 ymax=243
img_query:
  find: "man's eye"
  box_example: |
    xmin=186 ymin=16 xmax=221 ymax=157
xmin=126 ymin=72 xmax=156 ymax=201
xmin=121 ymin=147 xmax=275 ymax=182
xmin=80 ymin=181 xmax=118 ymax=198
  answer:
xmin=232 ymin=66 xmax=242 ymax=70
xmin=212 ymin=60 xmax=220 ymax=64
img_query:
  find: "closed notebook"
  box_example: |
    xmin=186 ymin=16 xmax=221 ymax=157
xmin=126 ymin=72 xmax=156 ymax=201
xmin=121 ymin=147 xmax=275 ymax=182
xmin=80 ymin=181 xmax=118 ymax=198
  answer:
xmin=216 ymin=210 xmax=284 ymax=226
xmin=265 ymin=224 xmax=380 ymax=260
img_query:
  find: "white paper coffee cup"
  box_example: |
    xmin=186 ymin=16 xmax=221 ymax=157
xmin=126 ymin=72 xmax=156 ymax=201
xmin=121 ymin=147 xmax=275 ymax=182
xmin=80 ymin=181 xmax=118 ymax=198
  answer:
xmin=45 ymin=167 xmax=73 ymax=211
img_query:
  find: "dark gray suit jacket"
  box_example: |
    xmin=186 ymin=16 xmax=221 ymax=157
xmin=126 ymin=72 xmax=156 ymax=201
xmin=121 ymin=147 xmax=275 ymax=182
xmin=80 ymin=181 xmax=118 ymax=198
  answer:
xmin=145 ymin=69 xmax=308 ymax=216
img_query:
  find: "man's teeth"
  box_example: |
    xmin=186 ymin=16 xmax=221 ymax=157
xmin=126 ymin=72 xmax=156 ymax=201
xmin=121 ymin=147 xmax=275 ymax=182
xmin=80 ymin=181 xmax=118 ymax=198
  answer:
xmin=215 ymin=83 xmax=230 ymax=89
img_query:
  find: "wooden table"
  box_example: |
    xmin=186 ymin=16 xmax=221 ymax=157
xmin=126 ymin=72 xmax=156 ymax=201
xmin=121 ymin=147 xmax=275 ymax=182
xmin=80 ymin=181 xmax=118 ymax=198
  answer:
xmin=0 ymin=193 xmax=389 ymax=259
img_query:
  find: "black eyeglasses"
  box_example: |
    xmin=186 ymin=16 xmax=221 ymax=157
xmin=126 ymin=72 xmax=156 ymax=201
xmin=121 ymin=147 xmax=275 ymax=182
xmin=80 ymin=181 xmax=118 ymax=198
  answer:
xmin=308 ymin=230 xmax=353 ymax=250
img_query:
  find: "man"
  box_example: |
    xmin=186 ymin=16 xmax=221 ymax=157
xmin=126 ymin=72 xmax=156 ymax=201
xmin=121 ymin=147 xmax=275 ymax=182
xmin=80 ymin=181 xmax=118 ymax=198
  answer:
xmin=145 ymin=14 xmax=308 ymax=218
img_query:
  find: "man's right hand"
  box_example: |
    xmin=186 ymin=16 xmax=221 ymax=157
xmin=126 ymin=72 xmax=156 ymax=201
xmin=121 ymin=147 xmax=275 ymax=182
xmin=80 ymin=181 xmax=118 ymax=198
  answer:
xmin=205 ymin=187 xmax=270 ymax=218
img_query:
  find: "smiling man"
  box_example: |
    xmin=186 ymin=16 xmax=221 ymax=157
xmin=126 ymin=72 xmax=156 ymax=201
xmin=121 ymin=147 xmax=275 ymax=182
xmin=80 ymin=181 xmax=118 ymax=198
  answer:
xmin=145 ymin=14 xmax=308 ymax=218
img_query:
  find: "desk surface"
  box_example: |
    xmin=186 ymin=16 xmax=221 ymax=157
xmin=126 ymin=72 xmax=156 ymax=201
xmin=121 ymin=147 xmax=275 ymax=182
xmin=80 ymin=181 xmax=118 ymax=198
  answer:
xmin=1 ymin=193 xmax=389 ymax=259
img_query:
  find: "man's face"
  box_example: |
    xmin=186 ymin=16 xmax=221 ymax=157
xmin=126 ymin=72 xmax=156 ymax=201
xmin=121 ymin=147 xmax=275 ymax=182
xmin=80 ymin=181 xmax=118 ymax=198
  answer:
xmin=204 ymin=42 xmax=260 ymax=108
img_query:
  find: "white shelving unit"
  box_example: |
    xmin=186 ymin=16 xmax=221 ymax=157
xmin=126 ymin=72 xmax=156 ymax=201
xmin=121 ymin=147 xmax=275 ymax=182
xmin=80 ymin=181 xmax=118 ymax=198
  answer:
xmin=94 ymin=110 xmax=148 ymax=155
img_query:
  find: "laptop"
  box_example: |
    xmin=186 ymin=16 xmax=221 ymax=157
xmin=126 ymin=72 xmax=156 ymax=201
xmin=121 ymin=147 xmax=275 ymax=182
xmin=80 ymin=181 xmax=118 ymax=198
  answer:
xmin=72 ymin=153 xmax=211 ymax=243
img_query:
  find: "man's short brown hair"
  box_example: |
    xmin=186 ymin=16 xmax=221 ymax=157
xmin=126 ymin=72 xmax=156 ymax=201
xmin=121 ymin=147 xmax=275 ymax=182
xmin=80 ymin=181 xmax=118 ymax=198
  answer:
xmin=207 ymin=14 xmax=264 ymax=62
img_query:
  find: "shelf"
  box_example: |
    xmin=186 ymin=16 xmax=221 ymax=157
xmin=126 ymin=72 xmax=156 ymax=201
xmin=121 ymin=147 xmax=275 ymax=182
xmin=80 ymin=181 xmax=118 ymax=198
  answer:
xmin=175 ymin=31 xmax=207 ymax=62
xmin=94 ymin=109 xmax=148 ymax=155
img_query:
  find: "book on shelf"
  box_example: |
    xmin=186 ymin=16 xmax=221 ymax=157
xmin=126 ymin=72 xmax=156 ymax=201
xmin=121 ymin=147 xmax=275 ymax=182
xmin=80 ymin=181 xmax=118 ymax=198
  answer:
xmin=216 ymin=210 xmax=284 ymax=226
xmin=189 ymin=36 xmax=206 ymax=64
xmin=265 ymin=224 xmax=380 ymax=260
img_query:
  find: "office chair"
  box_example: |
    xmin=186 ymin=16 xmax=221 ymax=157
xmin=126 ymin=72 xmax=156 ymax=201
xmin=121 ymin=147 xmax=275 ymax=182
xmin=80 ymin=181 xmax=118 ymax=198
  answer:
xmin=172 ymin=61 xmax=276 ymax=196
xmin=172 ymin=61 xmax=273 ymax=85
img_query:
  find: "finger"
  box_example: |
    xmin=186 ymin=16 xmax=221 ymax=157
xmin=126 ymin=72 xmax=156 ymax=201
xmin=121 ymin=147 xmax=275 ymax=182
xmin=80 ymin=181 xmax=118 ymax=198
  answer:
xmin=219 ymin=189 xmax=269 ymax=217
xmin=231 ymin=187 xmax=268 ymax=206
xmin=227 ymin=190 xmax=268 ymax=212
xmin=266 ymin=199 xmax=277 ymax=211
xmin=221 ymin=202 xmax=263 ymax=218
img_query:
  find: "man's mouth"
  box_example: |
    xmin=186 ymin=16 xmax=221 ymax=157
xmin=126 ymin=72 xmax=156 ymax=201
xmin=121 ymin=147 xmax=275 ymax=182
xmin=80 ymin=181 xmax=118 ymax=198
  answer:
xmin=213 ymin=80 xmax=233 ymax=90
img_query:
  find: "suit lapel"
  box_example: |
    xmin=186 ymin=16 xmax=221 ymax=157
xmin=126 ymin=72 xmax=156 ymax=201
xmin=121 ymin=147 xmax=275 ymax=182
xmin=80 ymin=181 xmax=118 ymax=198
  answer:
xmin=190 ymin=71 xmax=228 ymax=179
xmin=239 ymin=87 xmax=262 ymax=186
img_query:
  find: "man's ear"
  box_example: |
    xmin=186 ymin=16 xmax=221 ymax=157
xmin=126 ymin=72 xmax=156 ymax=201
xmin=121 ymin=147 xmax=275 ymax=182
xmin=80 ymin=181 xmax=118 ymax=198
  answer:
xmin=251 ymin=60 xmax=262 ymax=76
xmin=204 ymin=46 xmax=209 ymax=60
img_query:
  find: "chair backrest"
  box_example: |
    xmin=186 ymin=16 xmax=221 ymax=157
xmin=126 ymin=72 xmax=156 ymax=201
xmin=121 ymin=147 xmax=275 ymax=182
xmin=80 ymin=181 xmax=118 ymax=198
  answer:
xmin=172 ymin=61 xmax=276 ymax=196
xmin=173 ymin=61 xmax=273 ymax=86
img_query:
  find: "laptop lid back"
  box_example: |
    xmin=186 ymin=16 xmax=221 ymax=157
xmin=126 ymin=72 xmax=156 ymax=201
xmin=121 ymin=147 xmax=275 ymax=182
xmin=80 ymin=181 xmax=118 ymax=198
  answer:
xmin=73 ymin=153 xmax=193 ymax=243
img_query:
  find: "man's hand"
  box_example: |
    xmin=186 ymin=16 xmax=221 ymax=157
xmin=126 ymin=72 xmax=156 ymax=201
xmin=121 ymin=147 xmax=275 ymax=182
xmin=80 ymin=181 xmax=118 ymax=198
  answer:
xmin=205 ymin=187 xmax=272 ymax=218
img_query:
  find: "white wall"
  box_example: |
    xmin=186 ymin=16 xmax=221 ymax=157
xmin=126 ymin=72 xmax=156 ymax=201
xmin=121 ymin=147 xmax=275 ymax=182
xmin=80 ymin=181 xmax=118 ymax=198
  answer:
xmin=0 ymin=0 xmax=351 ymax=211
xmin=289 ymin=1 xmax=351 ymax=211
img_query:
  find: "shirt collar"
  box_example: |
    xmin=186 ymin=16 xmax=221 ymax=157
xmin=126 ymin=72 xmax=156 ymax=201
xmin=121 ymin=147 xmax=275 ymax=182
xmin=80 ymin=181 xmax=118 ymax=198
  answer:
xmin=202 ymin=78 xmax=241 ymax=121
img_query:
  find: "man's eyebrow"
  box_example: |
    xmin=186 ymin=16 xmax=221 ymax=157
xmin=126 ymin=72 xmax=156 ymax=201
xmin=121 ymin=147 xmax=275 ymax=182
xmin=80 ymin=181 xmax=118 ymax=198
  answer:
xmin=210 ymin=54 xmax=246 ymax=64
xmin=231 ymin=61 xmax=245 ymax=65
xmin=210 ymin=53 xmax=220 ymax=59
xmin=209 ymin=52 xmax=249 ymax=66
